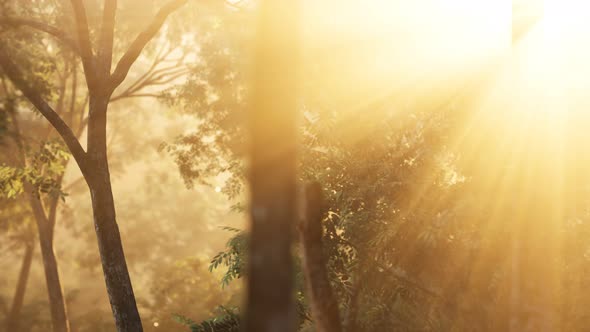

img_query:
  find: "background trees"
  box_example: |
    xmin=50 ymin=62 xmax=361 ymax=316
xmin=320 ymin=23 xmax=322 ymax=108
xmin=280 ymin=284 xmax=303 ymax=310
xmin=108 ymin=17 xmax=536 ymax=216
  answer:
xmin=0 ymin=0 xmax=194 ymax=330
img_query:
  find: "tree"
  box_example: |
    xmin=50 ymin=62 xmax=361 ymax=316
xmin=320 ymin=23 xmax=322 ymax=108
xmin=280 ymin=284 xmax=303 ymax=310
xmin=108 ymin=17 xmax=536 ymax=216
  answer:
xmin=0 ymin=21 xmax=74 ymax=328
xmin=0 ymin=195 xmax=36 ymax=331
xmin=244 ymin=1 xmax=300 ymax=331
xmin=0 ymin=1 xmax=188 ymax=330
xmin=161 ymin=4 xmax=500 ymax=330
xmin=298 ymin=183 xmax=342 ymax=332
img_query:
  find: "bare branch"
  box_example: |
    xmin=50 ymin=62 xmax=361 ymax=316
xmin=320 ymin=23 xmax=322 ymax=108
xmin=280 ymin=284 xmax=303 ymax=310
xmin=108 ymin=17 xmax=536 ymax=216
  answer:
xmin=119 ymin=44 xmax=175 ymax=94
xmin=110 ymin=0 xmax=188 ymax=89
xmin=140 ymin=68 xmax=190 ymax=87
xmin=97 ymin=0 xmax=118 ymax=75
xmin=111 ymin=64 xmax=188 ymax=101
xmin=69 ymin=0 xmax=96 ymax=87
xmin=0 ymin=17 xmax=80 ymax=53
xmin=110 ymin=93 xmax=161 ymax=103
xmin=225 ymin=0 xmax=248 ymax=10
xmin=0 ymin=47 xmax=88 ymax=173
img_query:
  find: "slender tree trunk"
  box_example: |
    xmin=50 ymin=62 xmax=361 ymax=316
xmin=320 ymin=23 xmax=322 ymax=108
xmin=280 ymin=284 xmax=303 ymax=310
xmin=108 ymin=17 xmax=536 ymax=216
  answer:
xmin=4 ymin=243 xmax=34 ymax=332
xmin=28 ymin=191 xmax=70 ymax=332
xmin=344 ymin=272 xmax=361 ymax=332
xmin=85 ymin=94 xmax=142 ymax=332
xmin=299 ymin=183 xmax=342 ymax=332
xmin=9 ymin=107 xmax=71 ymax=332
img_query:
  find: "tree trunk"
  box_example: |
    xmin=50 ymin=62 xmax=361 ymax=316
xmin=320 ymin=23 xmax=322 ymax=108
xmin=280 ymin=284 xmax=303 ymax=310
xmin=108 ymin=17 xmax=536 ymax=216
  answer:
xmin=344 ymin=272 xmax=361 ymax=332
xmin=4 ymin=243 xmax=34 ymax=332
xmin=85 ymin=94 xmax=142 ymax=332
xmin=28 ymin=191 xmax=70 ymax=332
xmin=299 ymin=183 xmax=342 ymax=332
xmin=245 ymin=1 xmax=299 ymax=331
xmin=9 ymin=99 xmax=71 ymax=332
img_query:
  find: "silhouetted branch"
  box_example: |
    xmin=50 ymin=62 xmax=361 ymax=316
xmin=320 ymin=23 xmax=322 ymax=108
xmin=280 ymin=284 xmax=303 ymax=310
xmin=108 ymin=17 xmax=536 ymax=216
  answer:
xmin=110 ymin=0 xmax=188 ymax=89
xmin=0 ymin=48 xmax=88 ymax=173
xmin=0 ymin=17 xmax=79 ymax=53
xmin=110 ymin=43 xmax=190 ymax=102
xmin=97 ymin=0 xmax=117 ymax=74
xmin=69 ymin=0 xmax=96 ymax=87
xmin=110 ymin=93 xmax=161 ymax=103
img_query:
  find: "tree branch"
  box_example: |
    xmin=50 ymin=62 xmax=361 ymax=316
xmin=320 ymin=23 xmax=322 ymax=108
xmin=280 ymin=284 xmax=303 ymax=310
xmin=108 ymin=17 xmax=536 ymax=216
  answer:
xmin=225 ymin=0 xmax=248 ymax=11
xmin=110 ymin=43 xmax=189 ymax=101
xmin=111 ymin=67 xmax=189 ymax=101
xmin=47 ymin=174 xmax=64 ymax=229
xmin=118 ymin=45 xmax=175 ymax=93
xmin=110 ymin=0 xmax=188 ymax=89
xmin=97 ymin=0 xmax=118 ymax=75
xmin=0 ymin=48 xmax=88 ymax=173
xmin=110 ymin=93 xmax=161 ymax=103
xmin=69 ymin=0 xmax=96 ymax=88
xmin=0 ymin=17 xmax=80 ymax=53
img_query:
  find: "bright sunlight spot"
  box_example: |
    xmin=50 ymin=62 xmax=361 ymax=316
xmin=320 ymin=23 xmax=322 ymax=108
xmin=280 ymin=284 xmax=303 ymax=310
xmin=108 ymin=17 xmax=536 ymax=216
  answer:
xmin=544 ymin=0 xmax=590 ymax=24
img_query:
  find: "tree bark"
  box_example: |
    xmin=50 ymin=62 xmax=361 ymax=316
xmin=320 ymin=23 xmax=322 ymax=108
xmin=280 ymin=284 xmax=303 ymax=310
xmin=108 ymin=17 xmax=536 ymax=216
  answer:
xmin=85 ymin=94 xmax=142 ymax=332
xmin=4 ymin=243 xmax=34 ymax=332
xmin=344 ymin=270 xmax=361 ymax=332
xmin=299 ymin=183 xmax=342 ymax=332
xmin=8 ymin=105 xmax=71 ymax=332
xmin=27 ymin=190 xmax=71 ymax=332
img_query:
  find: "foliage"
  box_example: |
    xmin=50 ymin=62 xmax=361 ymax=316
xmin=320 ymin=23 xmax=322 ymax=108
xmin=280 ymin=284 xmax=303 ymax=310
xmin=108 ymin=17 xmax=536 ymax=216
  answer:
xmin=0 ymin=140 xmax=70 ymax=200
xmin=209 ymin=227 xmax=247 ymax=287
xmin=162 ymin=3 xmax=500 ymax=331
xmin=175 ymin=306 xmax=240 ymax=332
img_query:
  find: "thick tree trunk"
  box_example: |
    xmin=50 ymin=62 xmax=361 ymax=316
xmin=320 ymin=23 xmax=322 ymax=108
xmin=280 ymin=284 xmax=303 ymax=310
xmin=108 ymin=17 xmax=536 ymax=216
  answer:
xmin=86 ymin=94 xmax=142 ymax=332
xmin=245 ymin=1 xmax=299 ymax=331
xmin=28 ymin=191 xmax=70 ymax=332
xmin=4 ymin=243 xmax=34 ymax=332
xmin=88 ymin=170 xmax=142 ymax=332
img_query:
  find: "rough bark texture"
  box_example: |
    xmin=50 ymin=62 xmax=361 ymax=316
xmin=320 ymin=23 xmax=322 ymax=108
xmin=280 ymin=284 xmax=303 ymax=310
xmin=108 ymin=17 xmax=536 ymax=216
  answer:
xmin=244 ymin=1 xmax=299 ymax=331
xmin=299 ymin=183 xmax=343 ymax=332
xmin=4 ymin=243 xmax=34 ymax=332
xmin=86 ymin=94 xmax=142 ymax=332
xmin=89 ymin=170 xmax=141 ymax=332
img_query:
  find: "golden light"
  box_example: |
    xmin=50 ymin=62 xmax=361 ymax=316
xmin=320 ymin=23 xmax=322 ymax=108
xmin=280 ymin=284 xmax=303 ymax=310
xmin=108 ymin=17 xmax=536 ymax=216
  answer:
xmin=302 ymin=0 xmax=511 ymax=114
xmin=509 ymin=0 xmax=590 ymax=120
xmin=543 ymin=0 xmax=589 ymax=25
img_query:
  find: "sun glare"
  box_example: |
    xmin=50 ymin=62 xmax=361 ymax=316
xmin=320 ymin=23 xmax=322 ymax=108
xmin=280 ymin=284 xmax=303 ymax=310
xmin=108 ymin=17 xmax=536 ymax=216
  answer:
xmin=510 ymin=0 xmax=590 ymax=120
xmin=543 ymin=0 xmax=590 ymax=24
xmin=302 ymin=0 xmax=511 ymax=114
